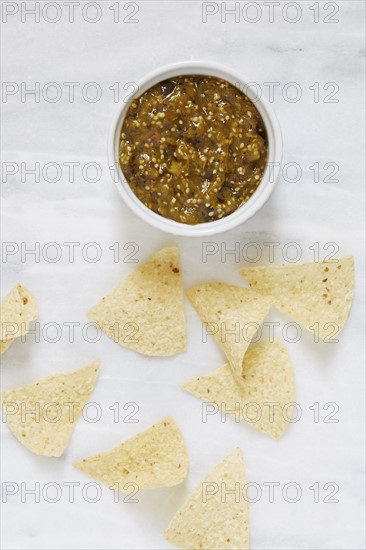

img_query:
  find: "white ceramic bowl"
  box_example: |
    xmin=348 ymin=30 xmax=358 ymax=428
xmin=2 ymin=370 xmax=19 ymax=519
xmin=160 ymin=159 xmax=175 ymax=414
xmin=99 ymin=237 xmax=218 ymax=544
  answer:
xmin=109 ymin=61 xmax=282 ymax=237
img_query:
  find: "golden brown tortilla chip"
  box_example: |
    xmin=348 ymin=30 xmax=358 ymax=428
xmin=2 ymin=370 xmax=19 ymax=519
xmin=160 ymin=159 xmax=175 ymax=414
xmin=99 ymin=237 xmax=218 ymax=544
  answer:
xmin=187 ymin=283 xmax=273 ymax=379
xmin=240 ymin=257 xmax=354 ymax=340
xmin=164 ymin=448 xmax=248 ymax=550
xmin=0 ymin=284 xmax=38 ymax=351
xmin=73 ymin=417 xmax=188 ymax=491
xmin=182 ymin=340 xmax=295 ymax=439
xmin=1 ymin=361 xmax=100 ymax=456
xmin=87 ymin=247 xmax=186 ymax=356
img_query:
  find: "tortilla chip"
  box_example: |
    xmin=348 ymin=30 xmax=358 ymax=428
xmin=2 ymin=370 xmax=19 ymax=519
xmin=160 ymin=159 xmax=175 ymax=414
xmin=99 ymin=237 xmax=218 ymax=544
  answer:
xmin=182 ymin=340 xmax=295 ymax=439
xmin=73 ymin=417 xmax=188 ymax=491
xmin=187 ymin=283 xmax=273 ymax=379
xmin=240 ymin=256 xmax=354 ymax=340
xmin=164 ymin=448 xmax=248 ymax=550
xmin=87 ymin=247 xmax=186 ymax=356
xmin=1 ymin=360 xmax=100 ymax=457
xmin=0 ymin=284 xmax=38 ymax=345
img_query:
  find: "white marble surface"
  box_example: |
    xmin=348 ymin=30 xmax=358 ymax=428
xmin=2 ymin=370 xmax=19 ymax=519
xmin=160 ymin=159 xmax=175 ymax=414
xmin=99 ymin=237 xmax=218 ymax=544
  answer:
xmin=1 ymin=1 xmax=365 ymax=549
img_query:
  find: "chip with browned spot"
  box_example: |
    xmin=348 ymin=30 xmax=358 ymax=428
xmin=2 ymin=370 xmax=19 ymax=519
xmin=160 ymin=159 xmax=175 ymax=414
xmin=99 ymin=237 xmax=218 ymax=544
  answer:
xmin=87 ymin=247 xmax=186 ymax=356
xmin=0 ymin=284 xmax=38 ymax=354
xmin=73 ymin=417 xmax=188 ymax=491
xmin=240 ymin=256 xmax=354 ymax=340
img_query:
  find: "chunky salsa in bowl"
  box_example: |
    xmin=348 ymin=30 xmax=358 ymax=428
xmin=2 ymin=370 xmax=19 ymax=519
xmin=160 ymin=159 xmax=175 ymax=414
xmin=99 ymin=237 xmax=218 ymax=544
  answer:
xmin=110 ymin=63 xmax=282 ymax=236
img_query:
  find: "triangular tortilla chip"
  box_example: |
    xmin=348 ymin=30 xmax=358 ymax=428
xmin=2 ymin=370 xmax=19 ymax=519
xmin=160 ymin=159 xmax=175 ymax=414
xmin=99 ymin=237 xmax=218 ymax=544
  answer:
xmin=182 ymin=340 xmax=295 ymax=439
xmin=164 ymin=448 xmax=248 ymax=550
xmin=240 ymin=256 xmax=354 ymax=340
xmin=0 ymin=284 xmax=38 ymax=349
xmin=187 ymin=283 xmax=273 ymax=378
xmin=73 ymin=417 xmax=188 ymax=491
xmin=1 ymin=360 xmax=100 ymax=456
xmin=87 ymin=247 xmax=186 ymax=356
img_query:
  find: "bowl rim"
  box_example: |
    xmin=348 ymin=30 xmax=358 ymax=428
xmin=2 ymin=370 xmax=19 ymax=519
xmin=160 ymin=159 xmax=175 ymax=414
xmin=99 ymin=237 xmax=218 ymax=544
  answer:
xmin=108 ymin=61 xmax=282 ymax=237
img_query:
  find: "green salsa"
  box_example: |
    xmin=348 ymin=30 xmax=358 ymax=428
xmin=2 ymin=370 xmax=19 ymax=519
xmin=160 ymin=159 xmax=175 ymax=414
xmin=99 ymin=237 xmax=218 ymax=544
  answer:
xmin=120 ymin=75 xmax=268 ymax=225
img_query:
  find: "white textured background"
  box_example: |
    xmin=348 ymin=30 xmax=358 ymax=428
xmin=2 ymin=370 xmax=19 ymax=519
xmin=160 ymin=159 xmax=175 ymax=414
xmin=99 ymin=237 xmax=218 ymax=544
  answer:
xmin=1 ymin=1 xmax=365 ymax=549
